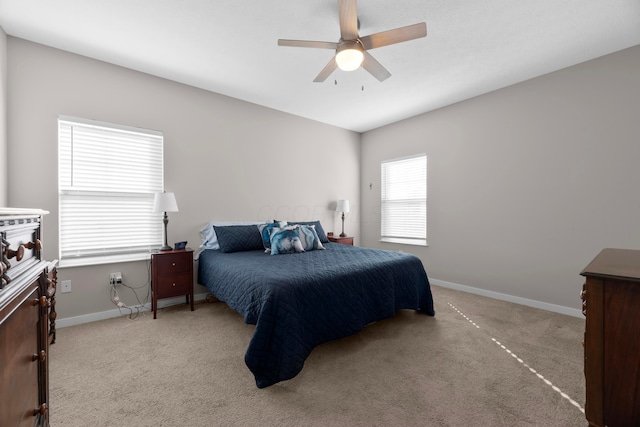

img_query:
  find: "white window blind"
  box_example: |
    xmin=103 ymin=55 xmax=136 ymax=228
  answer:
xmin=381 ymin=154 xmax=427 ymax=246
xmin=58 ymin=116 xmax=164 ymax=266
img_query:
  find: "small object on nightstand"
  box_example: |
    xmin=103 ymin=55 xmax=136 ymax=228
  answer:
xmin=328 ymin=235 xmax=354 ymax=246
xmin=151 ymin=248 xmax=194 ymax=319
xmin=174 ymin=241 xmax=187 ymax=250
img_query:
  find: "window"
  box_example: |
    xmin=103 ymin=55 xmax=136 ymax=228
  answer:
xmin=380 ymin=154 xmax=427 ymax=246
xmin=58 ymin=116 xmax=164 ymax=267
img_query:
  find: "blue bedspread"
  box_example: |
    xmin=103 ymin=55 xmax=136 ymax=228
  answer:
xmin=197 ymin=242 xmax=434 ymax=388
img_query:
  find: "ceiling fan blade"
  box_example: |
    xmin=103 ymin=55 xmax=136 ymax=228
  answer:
xmin=278 ymin=39 xmax=338 ymax=49
xmin=313 ymin=57 xmax=339 ymax=82
xmin=360 ymin=22 xmax=427 ymax=50
xmin=362 ymin=51 xmax=391 ymax=82
xmin=338 ymin=0 xmax=358 ymax=40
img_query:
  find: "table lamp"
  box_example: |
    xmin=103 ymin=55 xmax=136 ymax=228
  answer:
xmin=153 ymin=192 xmax=179 ymax=251
xmin=336 ymin=199 xmax=350 ymax=237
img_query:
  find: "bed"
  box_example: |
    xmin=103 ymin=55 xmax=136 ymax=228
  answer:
xmin=197 ymin=221 xmax=435 ymax=388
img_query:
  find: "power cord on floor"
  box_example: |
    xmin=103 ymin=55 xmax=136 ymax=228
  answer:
xmin=109 ymin=257 xmax=152 ymax=320
xmin=110 ymin=282 xmax=148 ymax=320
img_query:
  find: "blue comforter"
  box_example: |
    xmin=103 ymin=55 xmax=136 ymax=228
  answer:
xmin=197 ymin=242 xmax=434 ymax=388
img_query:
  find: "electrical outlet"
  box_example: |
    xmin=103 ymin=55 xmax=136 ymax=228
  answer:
xmin=110 ymin=272 xmax=122 ymax=285
xmin=61 ymin=280 xmax=72 ymax=293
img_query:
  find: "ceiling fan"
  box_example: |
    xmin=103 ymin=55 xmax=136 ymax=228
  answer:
xmin=277 ymin=0 xmax=427 ymax=82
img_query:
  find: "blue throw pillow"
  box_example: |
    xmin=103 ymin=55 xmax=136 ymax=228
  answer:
xmin=270 ymin=228 xmax=304 ymax=255
xmin=213 ymin=225 xmax=264 ymax=253
xmin=199 ymin=221 xmax=263 ymax=250
xmin=258 ymin=221 xmax=287 ymax=252
xmin=286 ymin=220 xmax=329 ymax=243
xmin=297 ymin=225 xmax=325 ymax=251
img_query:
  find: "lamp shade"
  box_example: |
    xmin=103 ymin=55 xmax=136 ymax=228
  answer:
xmin=336 ymin=199 xmax=350 ymax=213
xmin=153 ymin=192 xmax=179 ymax=213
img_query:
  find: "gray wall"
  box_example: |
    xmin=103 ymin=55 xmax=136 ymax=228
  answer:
xmin=8 ymin=34 xmax=639 ymax=321
xmin=7 ymin=38 xmax=360 ymax=321
xmin=361 ymin=44 xmax=640 ymax=313
xmin=0 ymin=26 xmax=7 ymax=206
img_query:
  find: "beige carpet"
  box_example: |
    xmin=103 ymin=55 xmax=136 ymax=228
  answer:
xmin=49 ymin=285 xmax=587 ymax=426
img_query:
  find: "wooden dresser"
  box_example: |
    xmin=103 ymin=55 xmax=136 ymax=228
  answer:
xmin=0 ymin=208 xmax=57 ymax=427
xmin=580 ymin=248 xmax=640 ymax=427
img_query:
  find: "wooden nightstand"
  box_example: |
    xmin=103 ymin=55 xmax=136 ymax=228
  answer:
xmin=151 ymin=249 xmax=194 ymax=319
xmin=328 ymin=236 xmax=354 ymax=246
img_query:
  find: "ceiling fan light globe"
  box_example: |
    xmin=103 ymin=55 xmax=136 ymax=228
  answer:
xmin=335 ymin=45 xmax=364 ymax=71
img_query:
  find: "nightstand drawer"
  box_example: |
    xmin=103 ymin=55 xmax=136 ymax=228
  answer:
xmin=156 ymin=274 xmax=191 ymax=298
xmin=155 ymin=253 xmax=190 ymax=274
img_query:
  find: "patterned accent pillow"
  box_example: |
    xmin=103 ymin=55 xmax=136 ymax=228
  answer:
xmin=258 ymin=221 xmax=287 ymax=252
xmin=286 ymin=220 xmax=330 ymax=243
xmin=269 ymin=228 xmax=304 ymax=255
xmin=297 ymin=224 xmax=325 ymax=252
xmin=213 ymin=225 xmax=264 ymax=253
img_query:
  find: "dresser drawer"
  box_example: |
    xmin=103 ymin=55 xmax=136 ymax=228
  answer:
xmin=1 ymin=216 xmax=42 ymax=289
xmin=154 ymin=253 xmax=190 ymax=274
xmin=0 ymin=282 xmax=44 ymax=427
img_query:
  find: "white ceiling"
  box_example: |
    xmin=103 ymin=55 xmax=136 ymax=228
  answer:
xmin=1 ymin=0 xmax=639 ymax=132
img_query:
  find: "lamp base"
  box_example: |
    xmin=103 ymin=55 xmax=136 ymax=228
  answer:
xmin=160 ymin=213 xmax=172 ymax=251
xmin=339 ymin=233 xmax=347 ymax=237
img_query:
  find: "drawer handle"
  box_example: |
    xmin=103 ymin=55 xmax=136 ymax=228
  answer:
xmin=32 ymin=350 xmax=46 ymax=362
xmin=32 ymin=296 xmax=48 ymax=307
xmin=7 ymin=244 xmax=25 ymax=261
xmin=6 ymin=240 xmax=42 ymax=262
xmin=33 ymin=404 xmax=47 ymax=416
xmin=580 ymin=287 xmax=587 ymax=316
xmin=23 ymin=239 xmax=42 ymax=251
xmin=172 ymin=283 xmax=176 ymax=287
xmin=172 ymin=262 xmax=176 ymax=266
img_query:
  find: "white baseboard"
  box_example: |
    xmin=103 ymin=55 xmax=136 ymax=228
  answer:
xmin=57 ymin=280 xmax=583 ymax=328
xmin=56 ymin=293 xmax=210 ymax=328
xmin=430 ymin=279 xmax=583 ymax=318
